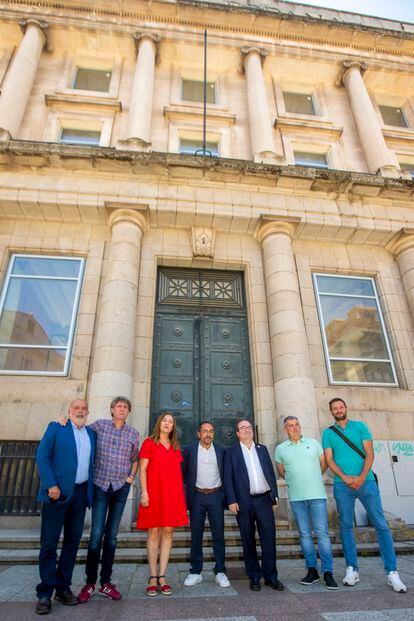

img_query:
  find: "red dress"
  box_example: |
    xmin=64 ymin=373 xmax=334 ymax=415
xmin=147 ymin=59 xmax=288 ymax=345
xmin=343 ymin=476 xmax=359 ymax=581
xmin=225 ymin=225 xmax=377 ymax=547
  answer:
xmin=136 ymin=437 xmax=188 ymax=529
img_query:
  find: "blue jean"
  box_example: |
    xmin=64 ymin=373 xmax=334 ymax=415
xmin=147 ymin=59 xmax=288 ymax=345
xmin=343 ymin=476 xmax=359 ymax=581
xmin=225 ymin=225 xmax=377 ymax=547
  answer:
xmin=85 ymin=483 xmax=130 ymax=585
xmin=36 ymin=482 xmax=87 ymax=599
xmin=190 ymin=488 xmax=226 ymax=574
xmin=334 ymin=480 xmax=396 ymax=574
xmin=290 ymin=498 xmax=333 ymax=573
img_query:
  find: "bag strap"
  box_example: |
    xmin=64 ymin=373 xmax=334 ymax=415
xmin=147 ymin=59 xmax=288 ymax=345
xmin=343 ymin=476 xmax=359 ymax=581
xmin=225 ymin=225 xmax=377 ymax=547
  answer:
xmin=329 ymin=425 xmax=366 ymax=459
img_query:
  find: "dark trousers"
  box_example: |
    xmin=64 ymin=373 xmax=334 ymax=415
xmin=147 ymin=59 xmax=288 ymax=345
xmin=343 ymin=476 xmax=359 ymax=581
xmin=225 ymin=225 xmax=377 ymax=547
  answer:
xmin=36 ymin=482 xmax=88 ymax=600
xmin=85 ymin=483 xmax=130 ymax=586
xmin=190 ymin=488 xmax=226 ymax=574
xmin=237 ymin=493 xmax=277 ymax=582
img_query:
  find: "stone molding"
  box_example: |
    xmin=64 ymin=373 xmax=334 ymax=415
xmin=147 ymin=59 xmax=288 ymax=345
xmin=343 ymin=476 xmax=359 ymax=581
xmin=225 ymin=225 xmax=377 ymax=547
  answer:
xmin=4 ymin=2 xmax=414 ymax=61
xmin=191 ymin=226 xmax=216 ymax=257
xmin=18 ymin=18 xmax=50 ymax=51
xmin=255 ymin=220 xmax=297 ymax=244
xmin=108 ymin=208 xmax=148 ymax=233
xmin=336 ymin=59 xmax=368 ymax=87
xmin=387 ymin=229 xmax=414 ymax=256
xmin=132 ymin=32 xmax=161 ymax=63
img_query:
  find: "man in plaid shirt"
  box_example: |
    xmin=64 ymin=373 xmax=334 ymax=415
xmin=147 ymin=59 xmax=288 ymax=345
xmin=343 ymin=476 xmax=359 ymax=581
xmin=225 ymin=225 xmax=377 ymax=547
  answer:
xmin=77 ymin=396 xmax=139 ymax=603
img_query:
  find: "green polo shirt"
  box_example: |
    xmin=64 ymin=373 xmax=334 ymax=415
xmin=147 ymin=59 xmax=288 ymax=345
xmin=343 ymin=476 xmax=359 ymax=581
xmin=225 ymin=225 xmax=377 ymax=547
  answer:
xmin=322 ymin=420 xmax=375 ymax=483
xmin=275 ymin=437 xmax=326 ymax=501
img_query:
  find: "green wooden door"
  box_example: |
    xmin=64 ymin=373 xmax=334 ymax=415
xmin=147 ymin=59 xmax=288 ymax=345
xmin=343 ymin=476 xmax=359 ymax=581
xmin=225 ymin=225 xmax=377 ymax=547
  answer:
xmin=149 ymin=269 xmax=253 ymax=447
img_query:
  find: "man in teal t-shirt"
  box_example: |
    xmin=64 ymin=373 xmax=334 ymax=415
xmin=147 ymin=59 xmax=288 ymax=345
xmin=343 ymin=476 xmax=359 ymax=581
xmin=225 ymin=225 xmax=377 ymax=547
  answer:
xmin=322 ymin=397 xmax=406 ymax=593
xmin=275 ymin=416 xmax=338 ymax=590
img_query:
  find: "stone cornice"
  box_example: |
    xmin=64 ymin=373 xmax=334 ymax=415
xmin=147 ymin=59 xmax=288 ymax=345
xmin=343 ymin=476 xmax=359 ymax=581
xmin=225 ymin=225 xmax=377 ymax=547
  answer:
xmin=2 ymin=2 xmax=414 ymax=61
xmin=0 ymin=140 xmax=413 ymax=201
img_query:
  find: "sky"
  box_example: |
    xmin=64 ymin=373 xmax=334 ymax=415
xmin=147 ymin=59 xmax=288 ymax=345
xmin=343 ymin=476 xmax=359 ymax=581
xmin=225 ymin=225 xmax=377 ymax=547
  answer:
xmin=282 ymin=0 xmax=414 ymax=23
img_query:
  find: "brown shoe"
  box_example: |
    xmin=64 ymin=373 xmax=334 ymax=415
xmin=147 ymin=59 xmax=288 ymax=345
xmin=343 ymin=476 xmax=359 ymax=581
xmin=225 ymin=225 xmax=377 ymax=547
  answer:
xmin=35 ymin=598 xmax=51 ymax=614
xmin=54 ymin=589 xmax=79 ymax=605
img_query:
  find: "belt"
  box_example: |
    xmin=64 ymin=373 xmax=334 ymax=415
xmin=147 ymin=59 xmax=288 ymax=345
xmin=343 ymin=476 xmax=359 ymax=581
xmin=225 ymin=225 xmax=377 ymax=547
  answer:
xmin=250 ymin=490 xmax=270 ymax=498
xmin=195 ymin=486 xmax=222 ymax=495
xmin=75 ymin=481 xmax=88 ymax=487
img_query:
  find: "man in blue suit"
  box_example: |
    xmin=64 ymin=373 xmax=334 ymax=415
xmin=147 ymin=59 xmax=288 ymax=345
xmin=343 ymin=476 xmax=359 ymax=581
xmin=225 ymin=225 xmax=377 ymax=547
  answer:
xmin=224 ymin=419 xmax=283 ymax=592
xmin=182 ymin=421 xmax=230 ymax=588
xmin=35 ymin=399 xmax=96 ymax=615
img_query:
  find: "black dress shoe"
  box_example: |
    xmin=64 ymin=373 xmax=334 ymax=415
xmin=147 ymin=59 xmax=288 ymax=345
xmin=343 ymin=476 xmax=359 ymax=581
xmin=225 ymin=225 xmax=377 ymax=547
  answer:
xmin=35 ymin=598 xmax=51 ymax=615
xmin=249 ymin=579 xmax=261 ymax=591
xmin=264 ymin=578 xmax=285 ymax=591
xmin=54 ymin=589 xmax=79 ymax=605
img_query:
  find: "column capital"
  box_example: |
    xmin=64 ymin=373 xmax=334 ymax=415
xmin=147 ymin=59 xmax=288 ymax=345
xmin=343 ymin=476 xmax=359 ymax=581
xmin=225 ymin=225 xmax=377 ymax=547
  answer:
xmin=255 ymin=219 xmax=297 ymax=244
xmin=336 ymin=59 xmax=368 ymax=87
xmin=387 ymin=229 xmax=414 ymax=257
xmin=18 ymin=19 xmax=50 ymax=51
xmin=108 ymin=208 xmax=147 ymax=233
xmin=132 ymin=32 xmax=161 ymax=62
xmin=240 ymin=46 xmax=269 ymax=72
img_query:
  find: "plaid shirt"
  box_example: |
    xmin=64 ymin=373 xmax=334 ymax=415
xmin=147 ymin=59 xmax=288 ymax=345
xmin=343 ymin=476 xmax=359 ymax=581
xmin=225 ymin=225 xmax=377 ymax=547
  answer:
xmin=89 ymin=419 xmax=139 ymax=492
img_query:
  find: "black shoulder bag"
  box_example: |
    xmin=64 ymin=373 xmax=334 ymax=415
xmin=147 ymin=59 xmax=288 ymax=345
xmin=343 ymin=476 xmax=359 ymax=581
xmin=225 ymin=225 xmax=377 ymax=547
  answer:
xmin=329 ymin=425 xmax=378 ymax=486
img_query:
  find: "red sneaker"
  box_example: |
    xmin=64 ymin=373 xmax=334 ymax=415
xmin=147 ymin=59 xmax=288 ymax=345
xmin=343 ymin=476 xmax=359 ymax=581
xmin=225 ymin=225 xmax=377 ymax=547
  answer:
xmin=98 ymin=583 xmax=122 ymax=600
xmin=77 ymin=583 xmax=95 ymax=603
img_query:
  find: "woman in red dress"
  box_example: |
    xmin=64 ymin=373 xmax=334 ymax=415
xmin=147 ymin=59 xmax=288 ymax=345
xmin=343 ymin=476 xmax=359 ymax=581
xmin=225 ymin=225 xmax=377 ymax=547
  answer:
xmin=137 ymin=411 xmax=188 ymax=596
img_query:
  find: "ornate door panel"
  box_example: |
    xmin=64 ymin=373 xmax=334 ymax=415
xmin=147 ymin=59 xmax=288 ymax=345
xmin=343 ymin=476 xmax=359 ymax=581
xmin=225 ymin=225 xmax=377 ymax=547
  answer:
xmin=150 ymin=269 xmax=253 ymax=447
xmin=203 ymin=316 xmax=253 ymax=446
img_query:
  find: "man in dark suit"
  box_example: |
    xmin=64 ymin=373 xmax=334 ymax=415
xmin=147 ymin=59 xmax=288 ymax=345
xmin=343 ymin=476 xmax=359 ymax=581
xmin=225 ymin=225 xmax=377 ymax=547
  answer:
xmin=182 ymin=421 xmax=230 ymax=588
xmin=224 ymin=419 xmax=283 ymax=592
xmin=35 ymin=399 xmax=96 ymax=615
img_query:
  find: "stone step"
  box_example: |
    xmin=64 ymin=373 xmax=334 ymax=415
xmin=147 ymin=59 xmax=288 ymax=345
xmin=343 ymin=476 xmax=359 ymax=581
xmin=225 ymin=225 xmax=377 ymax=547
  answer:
xmin=0 ymin=528 xmax=340 ymax=549
xmin=1 ymin=540 xmax=413 ymax=565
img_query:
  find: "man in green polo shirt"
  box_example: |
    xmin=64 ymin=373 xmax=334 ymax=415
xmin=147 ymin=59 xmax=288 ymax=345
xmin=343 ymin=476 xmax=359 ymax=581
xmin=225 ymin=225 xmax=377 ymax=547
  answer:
xmin=275 ymin=416 xmax=338 ymax=590
xmin=322 ymin=397 xmax=407 ymax=593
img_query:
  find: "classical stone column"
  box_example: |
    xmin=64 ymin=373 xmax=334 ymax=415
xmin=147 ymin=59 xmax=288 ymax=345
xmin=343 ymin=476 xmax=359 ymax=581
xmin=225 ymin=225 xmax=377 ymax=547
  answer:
xmin=88 ymin=209 xmax=147 ymax=418
xmin=389 ymin=231 xmax=414 ymax=322
xmin=0 ymin=20 xmax=47 ymax=141
xmin=340 ymin=61 xmax=400 ymax=177
xmin=241 ymin=47 xmax=277 ymax=164
xmin=256 ymin=221 xmax=319 ymax=438
xmin=124 ymin=33 xmax=160 ymax=146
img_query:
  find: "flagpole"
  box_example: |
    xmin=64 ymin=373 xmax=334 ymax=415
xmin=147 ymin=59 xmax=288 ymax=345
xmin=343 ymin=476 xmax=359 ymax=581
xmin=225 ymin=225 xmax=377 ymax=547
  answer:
xmin=202 ymin=28 xmax=207 ymax=155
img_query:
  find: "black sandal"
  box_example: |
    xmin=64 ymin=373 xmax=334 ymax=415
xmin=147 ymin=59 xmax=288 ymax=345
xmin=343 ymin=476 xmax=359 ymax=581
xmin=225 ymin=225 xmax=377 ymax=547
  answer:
xmin=157 ymin=575 xmax=172 ymax=595
xmin=146 ymin=575 xmax=158 ymax=597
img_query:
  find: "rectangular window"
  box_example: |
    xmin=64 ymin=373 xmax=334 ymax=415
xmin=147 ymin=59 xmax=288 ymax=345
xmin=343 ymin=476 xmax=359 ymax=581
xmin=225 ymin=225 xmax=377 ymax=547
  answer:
xmin=73 ymin=68 xmax=112 ymax=92
xmin=294 ymin=151 xmax=328 ymax=168
xmin=182 ymin=79 xmax=216 ymax=104
xmin=60 ymin=128 xmax=101 ymax=146
xmin=0 ymin=255 xmax=85 ymax=375
xmin=283 ymin=91 xmax=316 ymax=115
xmin=379 ymin=105 xmax=408 ymax=128
xmin=313 ymin=274 xmax=397 ymax=385
xmin=179 ymin=139 xmax=219 ymax=157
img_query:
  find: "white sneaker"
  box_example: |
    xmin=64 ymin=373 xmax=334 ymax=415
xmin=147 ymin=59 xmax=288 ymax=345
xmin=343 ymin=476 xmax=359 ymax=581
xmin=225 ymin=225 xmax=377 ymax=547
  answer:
xmin=343 ymin=566 xmax=360 ymax=586
xmin=184 ymin=573 xmax=203 ymax=587
xmin=215 ymin=572 xmax=231 ymax=588
xmin=387 ymin=570 xmax=407 ymax=593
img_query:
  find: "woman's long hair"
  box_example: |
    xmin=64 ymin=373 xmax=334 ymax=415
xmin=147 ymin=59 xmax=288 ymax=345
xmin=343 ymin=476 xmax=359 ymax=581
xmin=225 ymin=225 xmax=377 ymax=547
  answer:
xmin=150 ymin=411 xmax=180 ymax=451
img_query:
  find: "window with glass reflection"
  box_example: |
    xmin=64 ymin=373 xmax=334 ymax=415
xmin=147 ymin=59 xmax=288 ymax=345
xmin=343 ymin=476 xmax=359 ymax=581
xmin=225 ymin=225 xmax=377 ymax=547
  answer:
xmin=313 ymin=274 xmax=397 ymax=385
xmin=0 ymin=255 xmax=84 ymax=375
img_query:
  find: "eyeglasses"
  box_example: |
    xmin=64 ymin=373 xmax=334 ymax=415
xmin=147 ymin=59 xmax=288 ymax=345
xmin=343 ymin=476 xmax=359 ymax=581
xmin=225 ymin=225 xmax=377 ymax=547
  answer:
xmin=237 ymin=425 xmax=252 ymax=431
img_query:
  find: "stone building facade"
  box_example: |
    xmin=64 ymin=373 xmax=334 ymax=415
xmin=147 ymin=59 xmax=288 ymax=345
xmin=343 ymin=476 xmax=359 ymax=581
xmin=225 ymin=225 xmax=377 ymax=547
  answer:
xmin=0 ymin=0 xmax=414 ymax=524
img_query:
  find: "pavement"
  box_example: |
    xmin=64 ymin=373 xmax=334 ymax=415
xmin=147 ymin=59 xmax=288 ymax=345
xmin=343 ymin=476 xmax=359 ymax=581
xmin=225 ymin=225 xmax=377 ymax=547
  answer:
xmin=0 ymin=556 xmax=414 ymax=621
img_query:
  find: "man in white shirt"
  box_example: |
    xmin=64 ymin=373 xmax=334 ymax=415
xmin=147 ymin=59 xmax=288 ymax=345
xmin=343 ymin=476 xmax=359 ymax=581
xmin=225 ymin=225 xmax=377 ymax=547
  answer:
xmin=224 ymin=419 xmax=283 ymax=592
xmin=182 ymin=421 xmax=230 ymax=588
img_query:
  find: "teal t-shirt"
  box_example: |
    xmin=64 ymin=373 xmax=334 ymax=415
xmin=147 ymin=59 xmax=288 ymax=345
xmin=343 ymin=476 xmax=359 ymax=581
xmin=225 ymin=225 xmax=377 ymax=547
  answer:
xmin=321 ymin=420 xmax=374 ymax=483
xmin=275 ymin=437 xmax=326 ymax=501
